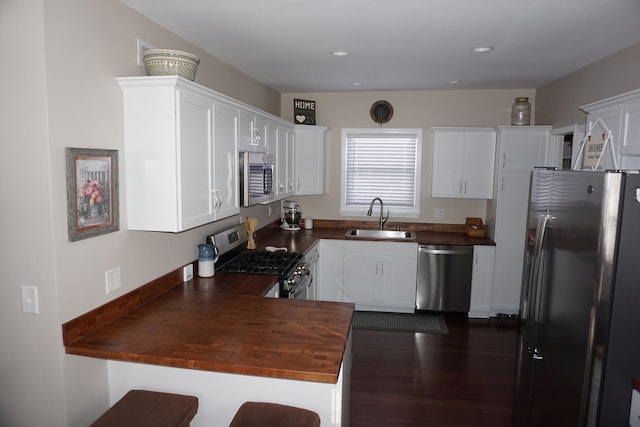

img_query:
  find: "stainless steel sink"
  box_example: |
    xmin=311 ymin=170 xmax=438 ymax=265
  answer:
xmin=344 ymin=229 xmax=417 ymax=240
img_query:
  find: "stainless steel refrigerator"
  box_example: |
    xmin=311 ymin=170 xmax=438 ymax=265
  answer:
xmin=513 ymin=168 xmax=640 ymax=426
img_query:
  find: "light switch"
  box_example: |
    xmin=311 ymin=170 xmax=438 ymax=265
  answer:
xmin=21 ymin=285 xmax=39 ymax=314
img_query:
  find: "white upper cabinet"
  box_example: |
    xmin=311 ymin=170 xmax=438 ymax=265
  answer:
xmin=212 ymin=102 xmax=240 ymax=220
xmin=119 ymin=77 xmax=216 ymax=232
xmin=238 ymin=110 xmax=268 ymax=152
xmin=622 ymin=99 xmax=640 ymax=156
xmin=580 ymin=88 xmax=640 ymax=169
xmin=294 ymin=125 xmax=329 ymax=195
xmin=431 ymin=127 xmax=496 ymax=199
xmin=495 ymin=126 xmax=551 ymax=172
xmin=275 ymin=125 xmax=295 ymax=199
xmin=118 ymin=76 xmax=294 ymax=231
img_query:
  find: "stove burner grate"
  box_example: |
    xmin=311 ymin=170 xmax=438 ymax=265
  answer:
xmin=218 ymin=251 xmax=303 ymax=276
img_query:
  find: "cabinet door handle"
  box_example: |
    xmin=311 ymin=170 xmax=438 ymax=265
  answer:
xmin=212 ymin=190 xmax=221 ymax=212
xmin=464 ymin=181 xmax=467 ymax=194
xmin=297 ymin=177 xmax=300 ymax=191
xmin=252 ymin=126 xmax=256 ymax=145
xmin=501 ymin=178 xmax=504 ymax=191
xmin=459 ymin=180 xmax=463 ymax=194
xmin=502 ymin=153 xmax=506 ymax=168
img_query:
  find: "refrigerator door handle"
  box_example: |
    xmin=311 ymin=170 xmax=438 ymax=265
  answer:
xmin=527 ymin=213 xmax=554 ymax=359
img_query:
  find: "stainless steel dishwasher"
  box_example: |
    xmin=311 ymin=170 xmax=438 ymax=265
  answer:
xmin=416 ymin=245 xmax=473 ymax=312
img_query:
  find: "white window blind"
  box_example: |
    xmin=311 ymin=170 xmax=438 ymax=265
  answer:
xmin=342 ymin=129 xmax=421 ymax=215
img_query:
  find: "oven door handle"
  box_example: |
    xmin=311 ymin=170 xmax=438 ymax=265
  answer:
xmin=288 ymin=272 xmax=311 ymax=299
xmin=288 ymin=282 xmax=302 ymax=299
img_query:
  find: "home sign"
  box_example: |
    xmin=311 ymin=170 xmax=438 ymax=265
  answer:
xmin=294 ymin=98 xmax=316 ymax=125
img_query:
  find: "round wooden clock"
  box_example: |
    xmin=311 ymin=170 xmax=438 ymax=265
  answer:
xmin=370 ymin=100 xmax=393 ymax=124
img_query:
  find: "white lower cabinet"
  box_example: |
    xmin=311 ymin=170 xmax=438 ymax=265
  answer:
xmin=468 ymin=245 xmax=495 ymax=318
xmin=304 ymin=241 xmax=320 ymax=301
xmin=342 ymin=241 xmax=417 ymax=313
xmin=316 ymin=240 xmax=344 ymax=302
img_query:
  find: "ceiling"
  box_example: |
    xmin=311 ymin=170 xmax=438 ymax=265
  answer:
xmin=122 ymin=0 xmax=640 ymax=93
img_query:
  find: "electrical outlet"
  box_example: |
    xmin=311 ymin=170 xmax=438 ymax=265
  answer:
xmin=183 ymin=264 xmax=194 ymax=282
xmin=268 ymin=205 xmax=273 ymax=216
xmin=105 ymin=267 xmax=122 ymax=294
xmin=21 ymin=285 xmax=39 ymax=314
xmin=434 ymin=208 xmax=444 ymax=219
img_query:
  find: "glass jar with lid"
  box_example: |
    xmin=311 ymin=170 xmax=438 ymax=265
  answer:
xmin=511 ymin=97 xmax=531 ymax=125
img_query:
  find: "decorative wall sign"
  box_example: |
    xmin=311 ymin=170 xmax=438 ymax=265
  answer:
xmin=66 ymin=147 xmax=119 ymax=241
xmin=572 ymin=117 xmax=618 ymax=171
xmin=370 ymin=100 xmax=393 ymax=124
xmin=294 ymin=98 xmax=316 ymax=125
xmin=583 ymin=133 xmax=607 ymax=169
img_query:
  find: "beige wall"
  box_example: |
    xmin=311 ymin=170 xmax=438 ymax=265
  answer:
xmin=536 ymin=42 xmax=640 ymax=127
xmin=1 ymin=0 xmax=280 ymax=426
xmin=281 ymin=89 xmax=536 ymax=224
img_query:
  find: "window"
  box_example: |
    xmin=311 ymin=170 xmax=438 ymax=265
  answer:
xmin=341 ymin=128 xmax=422 ymax=217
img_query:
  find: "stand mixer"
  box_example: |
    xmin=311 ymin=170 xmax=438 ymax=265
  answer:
xmin=280 ymin=200 xmax=301 ymax=231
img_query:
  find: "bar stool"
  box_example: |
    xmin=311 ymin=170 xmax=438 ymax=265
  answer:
xmin=90 ymin=389 xmax=198 ymax=427
xmin=229 ymin=401 xmax=320 ymax=427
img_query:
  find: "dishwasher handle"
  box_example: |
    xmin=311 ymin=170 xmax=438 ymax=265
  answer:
xmin=418 ymin=245 xmax=473 ymax=256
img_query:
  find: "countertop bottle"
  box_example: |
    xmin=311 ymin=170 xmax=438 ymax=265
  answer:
xmin=198 ymin=244 xmax=219 ymax=277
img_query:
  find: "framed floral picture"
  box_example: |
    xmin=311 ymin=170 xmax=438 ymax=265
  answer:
xmin=65 ymin=147 xmax=119 ymax=241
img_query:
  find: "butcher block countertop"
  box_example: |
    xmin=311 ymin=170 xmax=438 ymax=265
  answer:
xmin=63 ymin=268 xmax=354 ymax=383
xmin=257 ymin=219 xmax=495 ymax=252
xmin=62 ymin=220 xmax=491 ymax=385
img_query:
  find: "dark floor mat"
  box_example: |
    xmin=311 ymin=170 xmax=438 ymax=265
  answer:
xmin=352 ymin=311 xmax=448 ymax=334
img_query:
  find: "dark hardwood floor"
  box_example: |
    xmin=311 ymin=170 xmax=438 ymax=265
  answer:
xmin=349 ymin=315 xmax=519 ymax=427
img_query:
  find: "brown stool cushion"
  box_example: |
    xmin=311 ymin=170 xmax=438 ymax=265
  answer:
xmin=90 ymin=389 xmax=198 ymax=427
xmin=229 ymin=401 xmax=320 ymax=427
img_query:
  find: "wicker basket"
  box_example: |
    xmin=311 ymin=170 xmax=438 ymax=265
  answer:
xmin=142 ymin=49 xmax=200 ymax=81
xmin=465 ymin=217 xmax=486 ymax=238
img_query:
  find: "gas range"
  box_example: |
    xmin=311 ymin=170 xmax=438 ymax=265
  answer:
xmin=210 ymin=225 xmax=310 ymax=299
xmin=218 ymin=250 xmax=304 ymax=275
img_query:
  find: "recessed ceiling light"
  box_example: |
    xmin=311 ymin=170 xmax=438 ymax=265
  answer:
xmin=448 ymin=80 xmax=461 ymax=84
xmin=350 ymin=82 xmax=363 ymax=86
xmin=330 ymin=50 xmax=350 ymax=56
xmin=472 ymin=46 xmax=494 ymax=53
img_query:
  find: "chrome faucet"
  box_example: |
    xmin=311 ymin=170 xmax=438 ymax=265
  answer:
xmin=367 ymin=197 xmax=389 ymax=230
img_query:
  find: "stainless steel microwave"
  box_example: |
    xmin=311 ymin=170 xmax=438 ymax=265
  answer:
xmin=240 ymin=151 xmax=275 ymax=206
